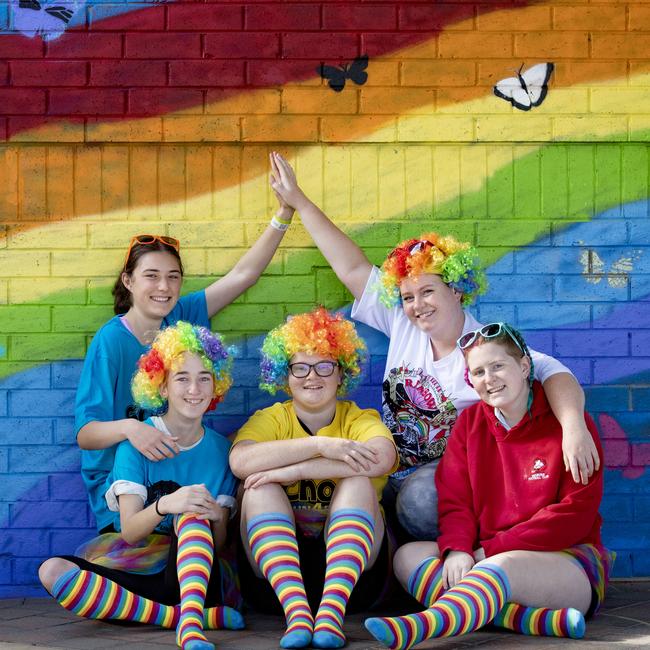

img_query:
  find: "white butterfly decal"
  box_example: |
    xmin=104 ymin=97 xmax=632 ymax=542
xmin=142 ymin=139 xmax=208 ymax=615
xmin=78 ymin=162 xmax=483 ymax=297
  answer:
xmin=12 ymin=0 xmax=81 ymax=41
xmin=493 ymin=63 xmax=554 ymax=111
xmin=579 ymin=249 xmax=640 ymax=289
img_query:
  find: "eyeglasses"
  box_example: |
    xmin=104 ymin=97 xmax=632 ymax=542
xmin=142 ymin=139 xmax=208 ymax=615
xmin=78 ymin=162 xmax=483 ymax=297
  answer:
xmin=288 ymin=361 xmax=338 ymax=379
xmin=124 ymin=234 xmax=180 ymax=268
xmin=457 ymin=322 xmax=525 ymax=356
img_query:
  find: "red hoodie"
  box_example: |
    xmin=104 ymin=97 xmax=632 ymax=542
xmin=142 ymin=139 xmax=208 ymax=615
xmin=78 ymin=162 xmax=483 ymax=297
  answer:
xmin=436 ymin=381 xmax=604 ymax=558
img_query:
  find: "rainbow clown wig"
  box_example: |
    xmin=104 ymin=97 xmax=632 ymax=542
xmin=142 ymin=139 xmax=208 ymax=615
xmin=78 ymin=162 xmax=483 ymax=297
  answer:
xmin=260 ymin=307 xmax=366 ymax=397
xmin=131 ymin=321 xmax=234 ymax=412
xmin=376 ymin=232 xmax=486 ymax=308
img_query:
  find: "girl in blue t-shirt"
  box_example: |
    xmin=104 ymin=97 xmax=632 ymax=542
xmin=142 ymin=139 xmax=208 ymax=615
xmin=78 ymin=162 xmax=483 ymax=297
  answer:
xmin=76 ymin=190 xmax=293 ymax=533
xmin=40 ymin=323 xmax=242 ymax=650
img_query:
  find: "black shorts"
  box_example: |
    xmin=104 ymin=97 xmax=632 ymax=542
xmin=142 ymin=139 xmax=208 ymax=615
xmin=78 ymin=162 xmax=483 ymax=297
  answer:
xmin=237 ymin=524 xmax=391 ymax=614
xmin=56 ymin=532 xmax=223 ymax=607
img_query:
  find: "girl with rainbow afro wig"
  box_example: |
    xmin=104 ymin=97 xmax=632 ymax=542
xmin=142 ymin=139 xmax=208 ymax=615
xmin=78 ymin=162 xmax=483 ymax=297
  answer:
xmin=231 ymin=306 xmax=397 ymax=650
xmin=265 ymin=151 xmax=602 ymax=547
xmin=132 ymin=320 xmax=234 ymax=412
xmin=376 ymin=233 xmax=486 ymax=308
xmin=259 ymin=307 xmax=366 ymax=397
xmin=39 ymin=320 xmax=244 ymax=650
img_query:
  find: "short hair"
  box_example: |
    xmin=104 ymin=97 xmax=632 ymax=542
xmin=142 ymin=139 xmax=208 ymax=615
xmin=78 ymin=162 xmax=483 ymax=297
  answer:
xmin=131 ymin=321 xmax=233 ymax=411
xmin=461 ymin=322 xmax=535 ymax=389
xmin=259 ymin=307 xmax=366 ymax=396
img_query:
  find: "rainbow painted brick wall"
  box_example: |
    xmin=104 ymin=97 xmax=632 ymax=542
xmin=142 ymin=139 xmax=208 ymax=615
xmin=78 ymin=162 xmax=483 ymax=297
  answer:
xmin=1 ymin=0 xmax=649 ymax=594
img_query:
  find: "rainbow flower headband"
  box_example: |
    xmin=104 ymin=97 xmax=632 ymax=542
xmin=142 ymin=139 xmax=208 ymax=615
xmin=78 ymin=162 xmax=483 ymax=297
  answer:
xmin=375 ymin=233 xmax=486 ymax=307
xmin=132 ymin=321 xmax=234 ymax=411
xmin=260 ymin=307 xmax=366 ymax=396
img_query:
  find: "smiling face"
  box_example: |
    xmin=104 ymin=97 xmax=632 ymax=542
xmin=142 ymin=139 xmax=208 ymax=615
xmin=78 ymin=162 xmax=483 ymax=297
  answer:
xmin=287 ymin=351 xmax=341 ymax=414
xmin=466 ymin=341 xmax=531 ymax=419
xmin=160 ymin=352 xmax=215 ymax=421
xmin=399 ymin=273 xmax=463 ymax=337
xmin=122 ymin=251 xmax=183 ymax=320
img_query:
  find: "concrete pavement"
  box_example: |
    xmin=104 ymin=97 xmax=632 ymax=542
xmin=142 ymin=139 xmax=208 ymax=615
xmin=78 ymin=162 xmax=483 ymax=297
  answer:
xmin=1 ymin=579 xmax=649 ymax=649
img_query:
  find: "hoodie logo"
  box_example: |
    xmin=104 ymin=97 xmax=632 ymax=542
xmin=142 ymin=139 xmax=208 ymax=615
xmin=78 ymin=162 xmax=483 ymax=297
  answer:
xmin=527 ymin=458 xmax=549 ymax=481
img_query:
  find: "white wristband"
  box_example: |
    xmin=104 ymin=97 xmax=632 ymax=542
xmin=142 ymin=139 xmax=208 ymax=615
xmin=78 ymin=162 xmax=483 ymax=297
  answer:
xmin=270 ymin=216 xmax=291 ymax=231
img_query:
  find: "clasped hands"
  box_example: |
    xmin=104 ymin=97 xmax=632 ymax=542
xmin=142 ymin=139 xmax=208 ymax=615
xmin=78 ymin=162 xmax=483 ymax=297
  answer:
xmin=243 ymin=437 xmax=380 ymax=489
xmin=157 ymin=484 xmax=228 ymax=524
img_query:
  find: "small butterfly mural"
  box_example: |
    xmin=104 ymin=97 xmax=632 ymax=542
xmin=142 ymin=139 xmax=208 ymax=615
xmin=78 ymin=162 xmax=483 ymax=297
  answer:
xmin=318 ymin=55 xmax=369 ymax=92
xmin=579 ymin=248 xmax=640 ymax=289
xmin=12 ymin=0 xmax=80 ymax=41
xmin=493 ymin=62 xmax=554 ymax=111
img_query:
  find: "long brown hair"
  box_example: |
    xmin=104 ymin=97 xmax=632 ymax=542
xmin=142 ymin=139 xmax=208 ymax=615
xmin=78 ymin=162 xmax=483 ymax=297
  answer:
xmin=112 ymin=241 xmax=184 ymax=315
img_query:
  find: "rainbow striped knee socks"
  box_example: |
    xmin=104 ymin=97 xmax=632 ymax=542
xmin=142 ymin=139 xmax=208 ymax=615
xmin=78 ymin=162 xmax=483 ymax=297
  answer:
xmin=312 ymin=508 xmax=375 ymax=649
xmin=247 ymin=512 xmax=313 ymax=649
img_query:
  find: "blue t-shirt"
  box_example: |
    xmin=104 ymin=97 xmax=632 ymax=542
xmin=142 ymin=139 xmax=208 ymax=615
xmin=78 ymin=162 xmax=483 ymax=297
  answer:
xmin=107 ymin=421 xmax=237 ymax=535
xmin=75 ymin=290 xmax=209 ymax=531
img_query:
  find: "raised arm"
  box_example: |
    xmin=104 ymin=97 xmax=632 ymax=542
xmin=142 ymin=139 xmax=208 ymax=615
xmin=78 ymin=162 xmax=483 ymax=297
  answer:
xmin=203 ymin=185 xmax=294 ymax=317
xmin=269 ymin=152 xmax=372 ymax=301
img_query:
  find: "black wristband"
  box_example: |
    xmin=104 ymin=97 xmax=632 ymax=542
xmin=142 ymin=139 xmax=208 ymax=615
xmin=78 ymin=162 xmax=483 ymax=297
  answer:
xmin=155 ymin=497 xmax=164 ymax=517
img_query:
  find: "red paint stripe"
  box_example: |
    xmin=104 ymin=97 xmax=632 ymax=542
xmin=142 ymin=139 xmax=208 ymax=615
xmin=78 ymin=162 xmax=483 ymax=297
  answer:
xmin=2 ymin=0 xmax=510 ymax=138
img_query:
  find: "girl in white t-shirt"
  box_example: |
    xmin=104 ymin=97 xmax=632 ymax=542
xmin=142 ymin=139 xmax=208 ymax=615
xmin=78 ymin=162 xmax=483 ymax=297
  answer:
xmin=267 ymin=151 xmax=600 ymax=542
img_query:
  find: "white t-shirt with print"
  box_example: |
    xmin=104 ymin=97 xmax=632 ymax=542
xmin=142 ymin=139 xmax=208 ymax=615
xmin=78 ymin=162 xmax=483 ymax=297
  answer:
xmin=352 ymin=266 xmax=571 ymax=478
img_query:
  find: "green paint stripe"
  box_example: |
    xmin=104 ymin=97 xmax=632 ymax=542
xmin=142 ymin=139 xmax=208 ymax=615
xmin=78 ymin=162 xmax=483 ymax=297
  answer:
xmin=2 ymin=141 xmax=649 ymax=380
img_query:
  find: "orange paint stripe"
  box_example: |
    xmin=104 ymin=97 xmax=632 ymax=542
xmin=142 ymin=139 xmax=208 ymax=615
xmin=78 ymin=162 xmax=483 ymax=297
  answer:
xmin=2 ymin=0 xmax=646 ymax=236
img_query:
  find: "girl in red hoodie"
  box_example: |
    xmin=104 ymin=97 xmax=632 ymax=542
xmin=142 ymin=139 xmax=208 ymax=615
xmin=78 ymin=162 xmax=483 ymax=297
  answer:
xmin=365 ymin=322 xmax=614 ymax=650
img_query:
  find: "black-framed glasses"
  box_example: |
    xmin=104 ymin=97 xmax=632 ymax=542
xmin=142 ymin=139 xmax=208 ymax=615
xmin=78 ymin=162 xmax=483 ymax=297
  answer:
xmin=457 ymin=322 xmax=525 ymax=355
xmin=288 ymin=361 xmax=338 ymax=378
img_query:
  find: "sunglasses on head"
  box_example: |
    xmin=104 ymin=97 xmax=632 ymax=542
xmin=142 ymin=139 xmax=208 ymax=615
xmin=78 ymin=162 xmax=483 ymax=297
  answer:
xmin=388 ymin=239 xmax=435 ymax=260
xmin=457 ymin=322 xmax=525 ymax=356
xmin=123 ymin=234 xmax=180 ymax=269
xmin=408 ymin=239 xmax=434 ymax=255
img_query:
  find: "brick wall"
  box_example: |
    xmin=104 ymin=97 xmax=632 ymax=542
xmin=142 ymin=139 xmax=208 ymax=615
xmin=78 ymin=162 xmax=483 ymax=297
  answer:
xmin=1 ymin=0 xmax=649 ymax=593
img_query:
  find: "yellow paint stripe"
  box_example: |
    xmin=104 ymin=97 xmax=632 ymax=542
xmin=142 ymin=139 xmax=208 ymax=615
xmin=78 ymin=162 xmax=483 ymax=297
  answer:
xmin=3 ymin=72 xmax=648 ymax=307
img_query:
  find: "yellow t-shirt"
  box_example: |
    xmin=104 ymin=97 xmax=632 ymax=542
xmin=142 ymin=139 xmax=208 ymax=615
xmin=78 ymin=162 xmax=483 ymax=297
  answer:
xmin=233 ymin=400 xmax=398 ymax=536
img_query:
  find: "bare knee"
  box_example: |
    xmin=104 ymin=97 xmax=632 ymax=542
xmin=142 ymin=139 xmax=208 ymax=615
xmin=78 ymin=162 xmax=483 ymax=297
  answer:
xmin=242 ymin=482 xmax=286 ymax=505
xmin=393 ymin=541 xmax=440 ymax=587
xmin=39 ymin=558 xmax=77 ymax=594
xmin=334 ymin=475 xmax=374 ymax=499
xmin=475 ymin=551 xmax=592 ymax=613
xmin=241 ymin=482 xmax=292 ymax=524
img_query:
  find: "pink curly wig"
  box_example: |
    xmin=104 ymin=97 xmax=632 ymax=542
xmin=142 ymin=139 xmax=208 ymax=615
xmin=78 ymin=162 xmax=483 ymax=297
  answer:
xmin=376 ymin=232 xmax=486 ymax=307
xmin=260 ymin=307 xmax=367 ymax=396
xmin=131 ymin=321 xmax=234 ymax=412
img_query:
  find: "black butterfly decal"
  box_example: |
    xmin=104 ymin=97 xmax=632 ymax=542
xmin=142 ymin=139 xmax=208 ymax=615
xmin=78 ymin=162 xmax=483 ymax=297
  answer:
xmin=45 ymin=5 xmax=73 ymax=22
xmin=318 ymin=55 xmax=369 ymax=92
xmin=19 ymin=0 xmax=72 ymax=22
xmin=13 ymin=0 xmax=79 ymax=39
xmin=493 ymin=62 xmax=554 ymax=111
